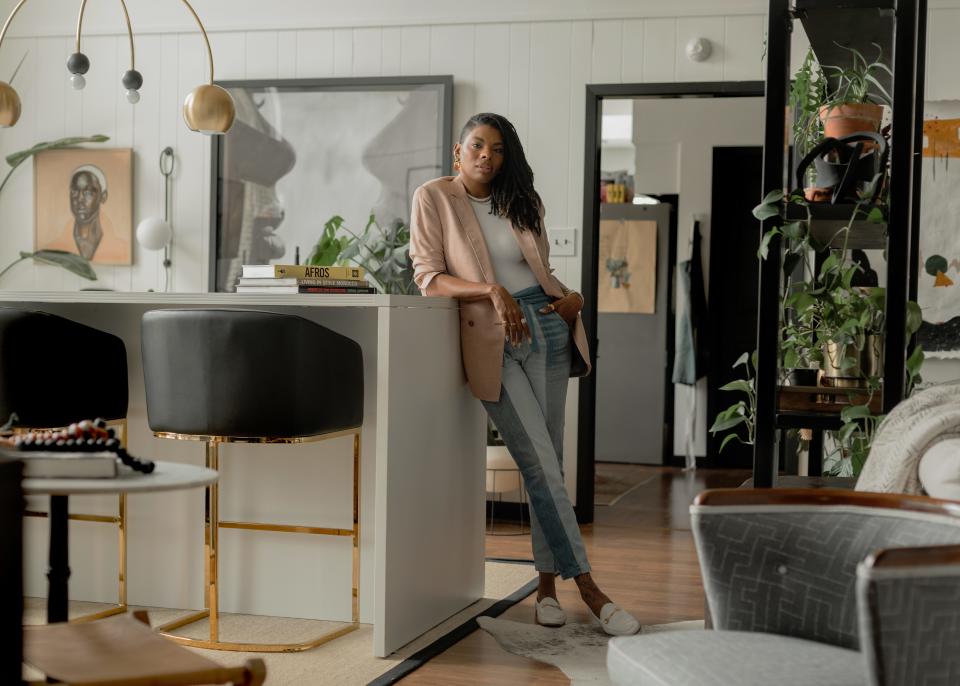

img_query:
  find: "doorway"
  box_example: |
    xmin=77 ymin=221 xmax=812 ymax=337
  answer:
xmin=706 ymin=146 xmax=763 ymax=469
xmin=576 ymin=82 xmax=765 ymax=523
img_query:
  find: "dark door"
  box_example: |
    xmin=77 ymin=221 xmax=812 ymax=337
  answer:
xmin=707 ymin=146 xmax=762 ymax=468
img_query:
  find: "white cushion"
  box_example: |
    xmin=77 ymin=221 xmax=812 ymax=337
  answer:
xmin=607 ymin=630 xmax=865 ymax=686
xmin=919 ymin=437 xmax=960 ymax=500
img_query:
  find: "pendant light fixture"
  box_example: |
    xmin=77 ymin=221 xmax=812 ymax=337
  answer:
xmin=0 ymin=0 xmax=235 ymax=134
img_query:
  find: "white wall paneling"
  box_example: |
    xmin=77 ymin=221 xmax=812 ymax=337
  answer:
xmin=643 ymin=18 xmax=678 ymax=82
xmin=723 ymin=15 xmax=765 ymax=81
xmin=333 ymin=28 xmax=354 ymax=77
xmin=399 ymin=26 xmax=429 ymax=76
xmin=352 ymin=27 xmax=383 ymax=77
xmin=591 ymin=20 xmax=623 ymax=83
xmin=506 ymin=24 xmax=531 ymax=143
xmin=245 ymin=32 xmax=279 ymax=80
xmin=380 ymin=26 xmax=402 ymax=76
xmin=295 ymin=29 xmax=335 ymax=78
xmin=5 ymin=3 xmax=958 ymax=506
xmin=621 ymin=19 xmax=645 ymax=83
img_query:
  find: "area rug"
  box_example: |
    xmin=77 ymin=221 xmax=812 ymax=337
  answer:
xmin=594 ymin=463 xmax=661 ymax=506
xmin=23 ymin=559 xmax=538 ymax=685
xmin=477 ymin=616 xmax=704 ymax=686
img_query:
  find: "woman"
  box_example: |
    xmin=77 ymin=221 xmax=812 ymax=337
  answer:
xmin=409 ymin=113 xmax=640 ymax=636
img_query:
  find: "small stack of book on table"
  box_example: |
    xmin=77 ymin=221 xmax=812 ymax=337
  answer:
xmin=1 ymin=449 xmax=118 ymax=478
xmin=235 ymin=264 xmax=377 ymax=294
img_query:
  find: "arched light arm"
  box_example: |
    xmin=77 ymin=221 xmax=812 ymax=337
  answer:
xmin=179 ymin=0 xmax=233 ymax=134
xmin=0 ymin=0 xmax=34 ymax=53
xmin=75 ymin=0 xmax=135 ymax=70
xmin=70 ymin=0 xmax=141 ymax=100
xmin=180 ymin=0 xmax=214 ymax=84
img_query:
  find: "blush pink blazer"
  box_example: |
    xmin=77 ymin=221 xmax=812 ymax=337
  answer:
xmin=409 ymin=175 xmax=591 ymax=402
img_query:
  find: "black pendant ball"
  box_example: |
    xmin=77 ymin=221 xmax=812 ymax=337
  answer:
xmin=67 ymin=52 xmax=90 ymax=75
xmin=121 ymin=69 xmax=143 ymax=90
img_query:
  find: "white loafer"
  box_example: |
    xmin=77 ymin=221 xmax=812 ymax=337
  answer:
xmin=535 ymin=597 xmax=567 ymax=627
xmin=591 ymin=602 xmax=640 ymax=636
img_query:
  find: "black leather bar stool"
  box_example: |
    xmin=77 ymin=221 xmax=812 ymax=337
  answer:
xmin=141 ymin=308 xmax=364 ymax=652
xmin=0 ymin=307 xmax=129 ymax=623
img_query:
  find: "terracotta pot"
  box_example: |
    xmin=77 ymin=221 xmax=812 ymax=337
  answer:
xmin=804 ymin=187 xmax=833 ymax=203
xmin=819 ymin=103 xmax=884 ymax=139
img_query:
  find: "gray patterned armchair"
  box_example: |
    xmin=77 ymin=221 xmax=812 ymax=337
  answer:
xmin=607 ymin=489 xmax=960 ymax=686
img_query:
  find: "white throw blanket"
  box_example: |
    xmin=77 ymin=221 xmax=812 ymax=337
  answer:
xmin=856 ymin=381 xmax=960 ymax=494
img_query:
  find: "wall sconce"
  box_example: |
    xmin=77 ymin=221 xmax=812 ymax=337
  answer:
xmin=136 ymin=147 xmax=174 ymax=291
xmin=685 ymin=37 xmax=713 ymax=63
xmin=0 ymin=0 xmax=235 ymax=134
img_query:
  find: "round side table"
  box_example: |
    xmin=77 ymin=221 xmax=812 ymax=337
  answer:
xmin=22 ymin=461 xmax=218 ymax=624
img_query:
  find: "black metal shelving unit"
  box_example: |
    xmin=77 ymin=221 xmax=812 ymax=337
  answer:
xmin=753 ymin=0 xmax=928 ymax=487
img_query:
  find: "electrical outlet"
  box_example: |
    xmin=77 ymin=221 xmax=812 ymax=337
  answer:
xmin=548 ymin=228 xmax=577 ymax=257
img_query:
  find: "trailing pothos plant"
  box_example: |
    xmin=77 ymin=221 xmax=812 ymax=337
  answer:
xmin=740 ymin=189 xmax=923 ymax=475
xmin=709 ymin=351 xmax=757 ymax=453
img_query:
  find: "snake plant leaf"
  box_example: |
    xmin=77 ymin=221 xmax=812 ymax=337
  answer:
xmin=20 ymin=250 xmax=97 ymax=280
xmin=6 ymin=135 xmax=110 ymax=168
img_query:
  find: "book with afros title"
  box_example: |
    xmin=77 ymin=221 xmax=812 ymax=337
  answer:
xmin=241 ymin=264 xmax=365 ymax=280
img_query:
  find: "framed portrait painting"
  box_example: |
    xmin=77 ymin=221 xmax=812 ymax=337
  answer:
xmin=208 ymin=76 xmax=452 ymax=292
xmin=33 ymin=148 xmax=133 ymax=265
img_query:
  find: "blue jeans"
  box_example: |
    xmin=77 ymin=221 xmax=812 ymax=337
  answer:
xmin=482 ymin=285 xmax=591 ymax=579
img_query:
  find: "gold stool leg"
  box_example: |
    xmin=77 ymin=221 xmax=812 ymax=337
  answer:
xmin=352 ymin=430 xmax=361 ymax=623
xmin=207 ymin=440 xmax=220 ymax=642
xmin=157 ymin=430 xmax=361 ymax=652
xmin=117 ymin=419 xmax=128 ymax=611
xmin=118 ymin=493 xmax=127 ymax=608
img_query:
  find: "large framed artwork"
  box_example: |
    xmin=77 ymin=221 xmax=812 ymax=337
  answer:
xmin=208 ymin=76 xmax=453 ymax=293
xmin=917 ymin=101 xmax=960 ymax=357
xmin=34 ymin=148 xmax=133 ymax=265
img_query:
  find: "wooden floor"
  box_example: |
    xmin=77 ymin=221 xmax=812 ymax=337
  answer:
xmin=401 ymin=466 xmax=749 ymax=685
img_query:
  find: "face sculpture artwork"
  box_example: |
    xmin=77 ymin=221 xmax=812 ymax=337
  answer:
xmin=69 ymin=165 xmax=109 ymax=260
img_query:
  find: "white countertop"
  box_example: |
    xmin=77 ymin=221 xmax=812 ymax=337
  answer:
xmin=0 ymin=291 xmax=458 ymax=309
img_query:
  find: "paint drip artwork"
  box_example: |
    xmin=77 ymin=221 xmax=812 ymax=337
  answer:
xmin=918 ymin=101 xmax=960 ymax=357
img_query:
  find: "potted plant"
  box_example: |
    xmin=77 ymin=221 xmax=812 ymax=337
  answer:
xmin=306 ymin=212 xmax=419 ymax=295
xmin=818 ymin=43 xmax=891 ymax=140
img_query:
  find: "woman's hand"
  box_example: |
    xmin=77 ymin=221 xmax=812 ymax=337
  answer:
xmin=540 ymin=291 xmax=583 ymax=327
xmin=489 ymin=284 xmax=531 ymax=347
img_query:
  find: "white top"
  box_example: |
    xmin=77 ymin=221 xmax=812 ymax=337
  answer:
xmin=467 ymin=193 xmax=539 ymax=295
xmin=22 ymin=461 xmax=218 ymax=496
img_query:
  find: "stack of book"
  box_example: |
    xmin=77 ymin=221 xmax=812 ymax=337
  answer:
xmin=235 ymin=264 xmax=377 ymax=294
xmin=1 ymin=448 xmax=118 ymax=478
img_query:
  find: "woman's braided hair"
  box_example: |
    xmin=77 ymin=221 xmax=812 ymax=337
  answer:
xmin=459 ymin=113 xmax=543 ymax=235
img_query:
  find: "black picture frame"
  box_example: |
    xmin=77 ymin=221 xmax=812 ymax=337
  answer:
xmin=208 ymin=75 xmax=454 ymax=292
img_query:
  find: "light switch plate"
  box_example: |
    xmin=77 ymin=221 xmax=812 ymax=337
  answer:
xmin=548 ymin=228 xmax=577 ymax=257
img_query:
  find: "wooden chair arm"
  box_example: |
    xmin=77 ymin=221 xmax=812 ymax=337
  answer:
xmin=694 ymin=488 xmax=960 ymax=519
